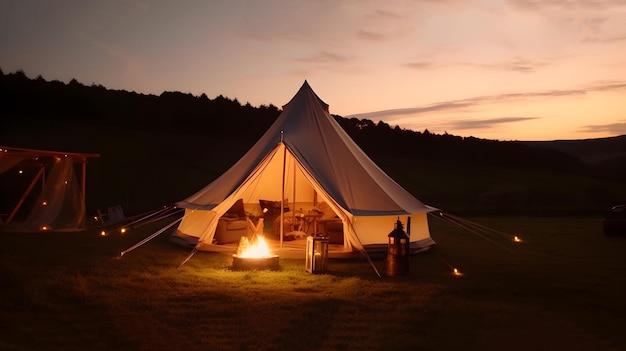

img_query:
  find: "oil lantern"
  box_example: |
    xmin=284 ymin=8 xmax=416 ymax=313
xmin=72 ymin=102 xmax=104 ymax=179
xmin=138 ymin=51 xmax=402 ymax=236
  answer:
xmin=386 ymin=219 xmax=410 ymax=276
xmin=306 ymin=234 xmax=329 ymax=274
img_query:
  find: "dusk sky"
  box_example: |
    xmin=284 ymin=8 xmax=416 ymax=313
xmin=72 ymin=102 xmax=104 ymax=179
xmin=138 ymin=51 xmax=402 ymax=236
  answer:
xmin=1 ymin=0 xmax=625 ymax=141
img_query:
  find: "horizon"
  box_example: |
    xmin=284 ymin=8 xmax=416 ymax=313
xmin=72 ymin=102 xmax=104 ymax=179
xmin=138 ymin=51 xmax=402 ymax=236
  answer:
xmin=3 ymin=67 xmax=626 ymax=143
xmin=1 ymin=1 xmax=625 ymax=141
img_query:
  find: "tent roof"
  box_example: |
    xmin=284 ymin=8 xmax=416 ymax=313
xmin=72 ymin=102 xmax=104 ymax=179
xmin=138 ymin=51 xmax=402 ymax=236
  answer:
xmin=177 ymin=81 xmax=433 ymax=216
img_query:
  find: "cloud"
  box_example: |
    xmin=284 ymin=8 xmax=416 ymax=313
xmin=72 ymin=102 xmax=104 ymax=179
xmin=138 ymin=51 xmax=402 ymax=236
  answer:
xmin=349 ymin=102 xmax=473 ymax=120
xmin=403 ymin=57 xmax=550 ymax=73
xmin=460 ymin=57 xmax=550 ymax=73
xmin=356 ymin=5 xmax=413 ymax=42
xmin=367 ymin=9 xmax=404 ymax=20
xmin=357 ymin=30 xmax=388 ymax=41
xmin=508 ymin=0 xmax=622 ymax=11
xmin=293 ymin=51 xmax=352 ymax=64
xmin=448 ymin=117 xmax=541 ymax=130
xmin=389 ymin=116 xmax=540 ymax=136
xmin=507 ymin=0 xmax=625 ymax=43
xmin=589 ymin=81 xmax=626 ymax=91
xmin=403 ymin=61 xmax=436 ymax=70
xmin=605 ymin=35 xmax=626 ymax=43
xmin=348 ymin=81 xmax=626 ymax=121
xmin=579 ymin=120 xmax=626 ymax=135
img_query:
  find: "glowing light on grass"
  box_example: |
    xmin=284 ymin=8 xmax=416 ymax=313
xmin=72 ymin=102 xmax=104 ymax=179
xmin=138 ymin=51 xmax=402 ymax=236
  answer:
xmin=41 ymin=225 xmax=49 ymax=231
xmin=42 ymin=201 xmax=47 ymax=206
xmin=453 ymin=268 xmax=463 ymax=277
xmin=120 ymin=228 xmax=126 ymax=234
xmin=514 ymin=236 xmax=522 ymax=243
xmin=100 ymin=230 xmax=106 ymax=236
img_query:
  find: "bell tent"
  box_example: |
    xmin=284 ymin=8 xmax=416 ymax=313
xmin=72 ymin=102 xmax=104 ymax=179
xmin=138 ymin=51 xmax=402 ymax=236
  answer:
xmin=170 ymin=81 xmax=437 ymax=258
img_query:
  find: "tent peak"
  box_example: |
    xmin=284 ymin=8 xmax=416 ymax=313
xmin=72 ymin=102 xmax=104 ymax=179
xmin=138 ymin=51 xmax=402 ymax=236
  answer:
xmin=285 ymin=81 xmax=329 ymax=113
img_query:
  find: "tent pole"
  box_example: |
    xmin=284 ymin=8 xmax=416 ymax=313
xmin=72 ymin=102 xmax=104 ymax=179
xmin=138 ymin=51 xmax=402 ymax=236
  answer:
xmin=292 ymin=157 xmax=296 ymax=224
xmin=280 ymin=133 xmax=286 ymax=248
xmin=81 ymin=159 xmax=87 ymax=207
xmin=407 ymin=216 xmax=411 ymax=238
xmin=6 ymin=166 xmax=44 ymax=224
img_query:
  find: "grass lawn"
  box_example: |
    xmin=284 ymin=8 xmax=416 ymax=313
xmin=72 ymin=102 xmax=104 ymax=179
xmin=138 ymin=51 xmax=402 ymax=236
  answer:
xmin=1 ymin=216 xmax=624 ymax=351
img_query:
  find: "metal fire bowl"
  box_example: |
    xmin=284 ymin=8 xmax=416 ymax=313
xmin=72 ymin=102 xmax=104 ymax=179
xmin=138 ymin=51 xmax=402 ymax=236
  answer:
xmin=232 ymin=255 xmax=280 ymax=271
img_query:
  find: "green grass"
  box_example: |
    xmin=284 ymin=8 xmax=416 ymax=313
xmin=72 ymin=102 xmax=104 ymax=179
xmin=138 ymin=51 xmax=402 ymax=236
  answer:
xmin=1 ymin=216 xmax=624 ymax=351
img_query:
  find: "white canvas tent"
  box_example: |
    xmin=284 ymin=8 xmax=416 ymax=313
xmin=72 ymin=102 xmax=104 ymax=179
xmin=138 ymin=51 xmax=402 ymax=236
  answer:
xmin=171 ymin=81 xmax=437 ymax=258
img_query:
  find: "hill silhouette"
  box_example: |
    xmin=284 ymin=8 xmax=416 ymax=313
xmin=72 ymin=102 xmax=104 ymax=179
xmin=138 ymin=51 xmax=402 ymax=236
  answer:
xmin=1 ymin=69 xmax=624 ymax=218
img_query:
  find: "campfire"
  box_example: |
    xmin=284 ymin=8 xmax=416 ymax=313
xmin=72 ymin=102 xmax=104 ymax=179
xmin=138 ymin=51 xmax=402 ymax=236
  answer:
xmin=232 ymin=235 xmax=279 ymax=271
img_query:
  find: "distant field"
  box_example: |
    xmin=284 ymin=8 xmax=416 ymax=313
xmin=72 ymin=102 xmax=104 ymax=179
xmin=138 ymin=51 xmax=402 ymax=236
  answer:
xmin=3 ymin=126 xmax=625 ymax=219
xmin=1 ymin=216 xmax=624 ymax=351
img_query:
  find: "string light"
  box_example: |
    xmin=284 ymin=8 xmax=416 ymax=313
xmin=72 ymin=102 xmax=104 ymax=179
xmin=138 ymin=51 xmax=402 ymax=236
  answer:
xmin=42 ymin=201 xmax=47 ymax=206
xmin=120 ymin=228 xmax=126 ymax=234
xmin=453 ymin=268 xmax=463 ymax=277
xmin=514 ymin=236 xmax=522 ymax=243
xmin=100 ymin=230 xmax=106 ymax=236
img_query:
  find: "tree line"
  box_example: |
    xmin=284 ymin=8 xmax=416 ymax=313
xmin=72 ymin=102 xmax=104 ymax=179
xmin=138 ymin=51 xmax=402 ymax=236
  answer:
xmin=0 ymin=68 xmax=586 ymax=174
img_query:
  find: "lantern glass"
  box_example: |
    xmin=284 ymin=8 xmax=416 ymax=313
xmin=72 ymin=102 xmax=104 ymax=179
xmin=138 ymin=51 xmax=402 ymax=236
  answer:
xmin=306 ymin=235 xmax=329 ymax=274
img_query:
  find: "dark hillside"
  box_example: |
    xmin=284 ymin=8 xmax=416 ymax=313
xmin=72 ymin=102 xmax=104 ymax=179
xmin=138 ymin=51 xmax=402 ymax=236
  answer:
xmin=1 ymin=70 xmax=624 ymax=217
xmin=524 ymin=136 xmax=626 ymax=164
xmin=524 ymin=136 xmax=626 ymax=182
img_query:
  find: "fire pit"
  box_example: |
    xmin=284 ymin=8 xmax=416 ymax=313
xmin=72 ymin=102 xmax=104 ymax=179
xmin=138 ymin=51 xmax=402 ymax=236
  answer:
xmin=232 ymin=255 xmax=279 ymax=271
xmin=231 ymin=235 xmax=279 ymax=271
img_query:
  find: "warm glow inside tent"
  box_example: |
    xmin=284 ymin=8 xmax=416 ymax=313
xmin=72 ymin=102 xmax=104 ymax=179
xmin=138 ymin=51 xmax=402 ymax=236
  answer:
xmin=171 ymin=81 xmax=437 ymax=258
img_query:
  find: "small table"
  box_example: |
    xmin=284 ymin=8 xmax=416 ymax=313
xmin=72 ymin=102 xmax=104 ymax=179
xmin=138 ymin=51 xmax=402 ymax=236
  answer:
xmin=302 ymin=213 xmax=322 ymax=235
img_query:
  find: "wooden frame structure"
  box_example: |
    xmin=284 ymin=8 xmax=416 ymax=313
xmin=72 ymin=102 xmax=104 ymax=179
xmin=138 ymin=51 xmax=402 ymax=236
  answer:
xmin=0 ymin=146 xmax=100 ymax=225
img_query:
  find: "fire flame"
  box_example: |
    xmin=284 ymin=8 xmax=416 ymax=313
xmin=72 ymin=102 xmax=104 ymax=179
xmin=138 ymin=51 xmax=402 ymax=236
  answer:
xmin=236 ymin=235 xmax=272 ymax=258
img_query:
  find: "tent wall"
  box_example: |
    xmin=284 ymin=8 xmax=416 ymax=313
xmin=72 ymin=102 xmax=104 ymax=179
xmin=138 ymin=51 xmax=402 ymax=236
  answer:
xmin=351 ymin=212 xmax=431 ymax=246
xmin=177 ymin=208 xmax=218 ymax=238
